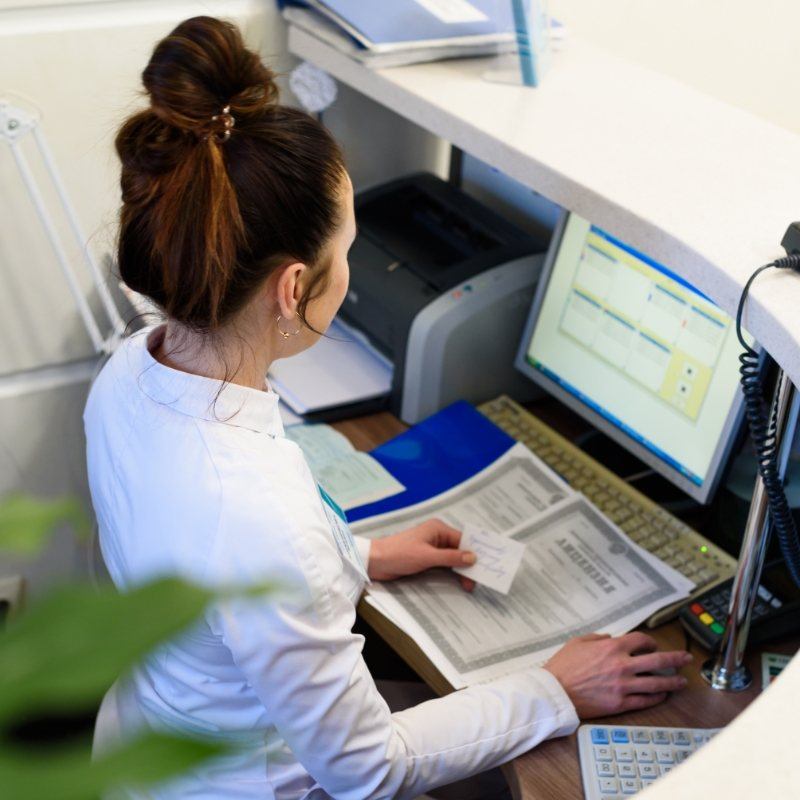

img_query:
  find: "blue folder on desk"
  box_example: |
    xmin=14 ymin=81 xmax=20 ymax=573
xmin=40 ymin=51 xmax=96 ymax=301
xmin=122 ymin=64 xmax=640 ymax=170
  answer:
xmin=347 ymin=401 xmax=515 ymax=523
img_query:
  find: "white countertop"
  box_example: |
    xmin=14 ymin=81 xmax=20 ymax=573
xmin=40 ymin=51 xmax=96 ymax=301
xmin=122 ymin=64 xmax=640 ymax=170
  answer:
xmin=641 ymin=651 xmax=800 ymax=799
xmin=290 ymin=26 xmax=800 ymax=386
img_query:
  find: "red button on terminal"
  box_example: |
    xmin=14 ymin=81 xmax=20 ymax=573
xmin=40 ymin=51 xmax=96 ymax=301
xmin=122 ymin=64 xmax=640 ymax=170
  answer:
xmin=691 ymin=603 xmax=704 ymax=615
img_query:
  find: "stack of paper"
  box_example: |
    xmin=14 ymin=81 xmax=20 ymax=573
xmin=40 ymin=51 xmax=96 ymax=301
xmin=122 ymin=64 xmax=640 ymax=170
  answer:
xmin=282 ymin=0 xmax=518 ymax=69
xmin=286 ymin=423 xmax=405 ymax=511
xmin=353 ymin=443 xmax=694 ymax=689
xmin=268 ymin=317 xmax=392 ymax=417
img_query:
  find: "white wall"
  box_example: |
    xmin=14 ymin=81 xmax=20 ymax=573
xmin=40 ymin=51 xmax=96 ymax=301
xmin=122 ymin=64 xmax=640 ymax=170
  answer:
xmin=0 ymin=0 xmax=445 ymax=595
xmin=550 ymin=0 xmax=800 ymax=135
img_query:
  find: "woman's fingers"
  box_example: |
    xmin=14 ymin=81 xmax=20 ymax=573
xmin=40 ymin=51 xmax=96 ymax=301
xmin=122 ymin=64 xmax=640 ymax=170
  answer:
xmin=630 ymin=650 xmax=693 ymax=675
xmin=628 ymin=674 xmax=688 ymax=695
xmin=419 ymin=518 xmax=462 ymax=548
xmin=619 ymin=692 xmax=668 ymax=713
xmin=617 ymin=631 xmax=659 ymax=656
xmin=426 ymin=546 xmax=476 ymax=569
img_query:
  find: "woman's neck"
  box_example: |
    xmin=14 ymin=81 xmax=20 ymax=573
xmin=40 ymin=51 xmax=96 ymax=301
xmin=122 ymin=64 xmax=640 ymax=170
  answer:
xmin=152 ymin=320 xmax=275 ymax=391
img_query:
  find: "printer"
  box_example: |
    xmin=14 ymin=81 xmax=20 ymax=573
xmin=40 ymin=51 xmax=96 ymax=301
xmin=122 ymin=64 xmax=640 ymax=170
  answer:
xmin=340 ymin=173 xmax=548 ymax=424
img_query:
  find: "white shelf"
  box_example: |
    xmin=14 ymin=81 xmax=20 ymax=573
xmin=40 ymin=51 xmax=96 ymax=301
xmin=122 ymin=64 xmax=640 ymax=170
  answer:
xmin=290 ymin=26 xmax=800 ymax=386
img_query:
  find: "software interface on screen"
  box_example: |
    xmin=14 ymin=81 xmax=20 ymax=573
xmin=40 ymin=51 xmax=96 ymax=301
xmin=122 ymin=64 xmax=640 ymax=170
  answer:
xmin=524 ymin=213 xmax=747 ymax=488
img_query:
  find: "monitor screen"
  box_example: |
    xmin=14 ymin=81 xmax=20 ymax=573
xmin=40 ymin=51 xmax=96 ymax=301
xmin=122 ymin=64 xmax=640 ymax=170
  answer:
xmin=515 ymin=211 xmax=750 ymax=503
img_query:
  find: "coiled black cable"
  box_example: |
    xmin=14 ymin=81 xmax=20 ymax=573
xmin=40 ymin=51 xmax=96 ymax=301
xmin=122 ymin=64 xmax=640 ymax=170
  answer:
xmin=735 ymin=254 xmax=800 ymax=588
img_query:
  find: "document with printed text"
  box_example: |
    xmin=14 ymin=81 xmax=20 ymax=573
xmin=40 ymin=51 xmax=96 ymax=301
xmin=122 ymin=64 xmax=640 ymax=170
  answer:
xmin=286 ymin=424 xmax=404 ymax=510
xmin=353 ymin=443 xmax=572 ymax=539
xmin=355 ymin=449 xmax=693 ymax=688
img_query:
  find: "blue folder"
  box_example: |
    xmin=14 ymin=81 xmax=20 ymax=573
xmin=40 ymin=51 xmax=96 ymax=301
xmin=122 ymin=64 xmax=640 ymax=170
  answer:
xmin=347 ymin=401 xmax=515 ymax=522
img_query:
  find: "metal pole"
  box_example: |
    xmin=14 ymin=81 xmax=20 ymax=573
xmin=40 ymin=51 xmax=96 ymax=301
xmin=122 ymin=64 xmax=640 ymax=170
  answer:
xmin=2 ymin=99 xmax=126 ymax=355
xmin=8 ymin=138 xmax=106 ymax=352
xmin=33 ymin=126 xmax=126 ymax=340
xmin=702 ymin=369 xmax=799 ymax=690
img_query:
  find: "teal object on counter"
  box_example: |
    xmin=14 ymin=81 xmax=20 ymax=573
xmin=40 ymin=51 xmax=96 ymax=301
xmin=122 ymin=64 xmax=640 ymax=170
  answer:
xmin=511 ymin=0 xmax=538 ymax=86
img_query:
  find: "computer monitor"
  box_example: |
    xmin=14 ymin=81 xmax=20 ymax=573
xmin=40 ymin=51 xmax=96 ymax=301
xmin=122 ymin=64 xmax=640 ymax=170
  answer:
xmin=515 ymin=211 xmax=751 ymax=504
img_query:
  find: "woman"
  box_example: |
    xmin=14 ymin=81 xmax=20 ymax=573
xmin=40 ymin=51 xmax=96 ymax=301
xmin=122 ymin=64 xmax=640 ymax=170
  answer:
xmin=85 ymin=17 xmax=691 ymax=799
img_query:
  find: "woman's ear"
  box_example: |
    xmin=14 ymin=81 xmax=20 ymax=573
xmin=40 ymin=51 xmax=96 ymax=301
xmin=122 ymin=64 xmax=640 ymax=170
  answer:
xmin=274 ymin=262 xmax=306 ymax=319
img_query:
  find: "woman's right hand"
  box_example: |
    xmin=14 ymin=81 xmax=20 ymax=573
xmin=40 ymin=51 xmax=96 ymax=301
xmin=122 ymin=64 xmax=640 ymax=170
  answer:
xmin=543 ymin=632 xmax=692 ymax=719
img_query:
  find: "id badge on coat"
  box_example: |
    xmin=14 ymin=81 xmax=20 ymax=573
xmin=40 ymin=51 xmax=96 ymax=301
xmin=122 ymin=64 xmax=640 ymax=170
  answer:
xmin=318 ymin=485 xmax=370 ymax=583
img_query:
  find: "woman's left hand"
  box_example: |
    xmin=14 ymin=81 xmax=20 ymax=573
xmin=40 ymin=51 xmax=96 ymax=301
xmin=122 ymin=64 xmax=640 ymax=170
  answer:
xmin=366 ymin=518 xmax=477 ymax=591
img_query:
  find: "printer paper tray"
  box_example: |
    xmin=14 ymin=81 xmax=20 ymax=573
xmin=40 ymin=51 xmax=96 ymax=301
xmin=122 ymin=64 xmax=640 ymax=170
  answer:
xmin=268 ymin=317 xmax=393 ymax=418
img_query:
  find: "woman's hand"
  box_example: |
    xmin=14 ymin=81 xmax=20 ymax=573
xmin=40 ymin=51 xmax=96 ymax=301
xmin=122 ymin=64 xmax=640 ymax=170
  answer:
xmin=543 ymin=632 xmax=692 ymax=718
xmin=367 ymin=518 xmax=477 ymax=590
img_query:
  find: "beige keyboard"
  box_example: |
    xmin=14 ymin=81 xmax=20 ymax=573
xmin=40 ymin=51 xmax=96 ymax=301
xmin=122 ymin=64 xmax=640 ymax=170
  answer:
xmin=478 ymin=395 xmax=737 ymax=627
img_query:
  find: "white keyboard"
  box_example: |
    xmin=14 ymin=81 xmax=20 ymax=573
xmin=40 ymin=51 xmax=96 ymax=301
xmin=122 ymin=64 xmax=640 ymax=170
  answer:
xmin=577 ymin=723 xmax=721 ymax=798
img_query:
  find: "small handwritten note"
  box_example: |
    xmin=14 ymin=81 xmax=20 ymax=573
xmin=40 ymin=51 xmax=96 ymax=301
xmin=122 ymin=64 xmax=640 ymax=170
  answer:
xmin=454 ymin=525 xmax=525 ymax=594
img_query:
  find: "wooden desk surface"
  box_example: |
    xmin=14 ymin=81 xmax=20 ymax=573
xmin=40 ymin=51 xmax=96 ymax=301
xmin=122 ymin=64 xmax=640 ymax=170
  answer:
xmin=331 ymin=408 xmax=799 ymax=800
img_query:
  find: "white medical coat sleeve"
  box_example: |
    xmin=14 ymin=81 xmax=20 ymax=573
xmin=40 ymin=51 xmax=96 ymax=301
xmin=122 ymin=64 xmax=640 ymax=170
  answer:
xmin=205 ymin=473 xmax=578 ymax=800
xmin=354 ymin=535 xmax=372 ymax=573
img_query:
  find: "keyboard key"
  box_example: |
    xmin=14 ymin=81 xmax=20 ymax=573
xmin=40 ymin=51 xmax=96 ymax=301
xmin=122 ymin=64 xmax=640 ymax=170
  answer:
xmin=652 ymin=730 xmax=671 ymax=745
xmin=591 ymin=728 xmax=610 ymax=745
xmin=660 ymin=765 xmax=674 ymax=775
xmin=634 ymin=747 xmax=654 ymax=762
xmin=614 ymin=508 xmax=633 ymax=523
xmin=682 ymin=563 xmax=700 ymax=578
xmin=639 ymin=764 xmax=659 ymax=779
xmin=675 ymin=750 xmax=691 ymax=763
xmin=697 ymin=569 xmax=719 ymax=584
xmin=599 ymin=778 xmax=619 ymax=793
xmin=614 ymin=747 xmax=634 ymax=763
xmin=611 ymin=729 xmax=630 ymax=744
xmin=672 ymin=731 xmax=692 ymax=746
xmin=596 ymin=762 xmax=616 ymax=778
xmin=631 ymin=730 xmax=651 ymax=743
xmin=656 ymin=748 xmax=675 ymax=764
xmin=595 ymin=746 xmax=613 ymax=761
xmin=617 ymin=764 xmax=637 ymax=778
xmin=620 ymin=778 xmax=640 ymax=794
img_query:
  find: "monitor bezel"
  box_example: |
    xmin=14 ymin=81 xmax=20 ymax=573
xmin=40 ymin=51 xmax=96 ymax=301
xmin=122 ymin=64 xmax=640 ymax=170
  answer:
xmin=514 ymin=210 xmax=748 ymax=505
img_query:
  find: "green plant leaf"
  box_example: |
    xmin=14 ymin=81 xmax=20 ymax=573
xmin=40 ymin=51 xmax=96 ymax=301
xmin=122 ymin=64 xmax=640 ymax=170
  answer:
xmin=0 ymin=732 xmax=230 ymax=800
xmin=0 ymin=578 xmax=219 ymax=725
xmin=0 ymin=494 xmax=91 ymax=555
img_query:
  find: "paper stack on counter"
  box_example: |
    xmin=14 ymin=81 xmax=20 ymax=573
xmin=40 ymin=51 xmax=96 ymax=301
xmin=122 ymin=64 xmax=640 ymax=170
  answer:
xmin=353 ymin=443 xmax=694 ymax=689
xmin=284 ymin=1 xmax=566 ymax=70
xmin=286 ymin=423 xmax=405 ymax=511
xmin=284 ymin=6 xmax=516 ymax=69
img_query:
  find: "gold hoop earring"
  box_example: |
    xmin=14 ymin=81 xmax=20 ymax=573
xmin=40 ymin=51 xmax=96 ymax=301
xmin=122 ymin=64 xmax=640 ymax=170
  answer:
xmin=275 ymin=314 xmax=302 ymax=339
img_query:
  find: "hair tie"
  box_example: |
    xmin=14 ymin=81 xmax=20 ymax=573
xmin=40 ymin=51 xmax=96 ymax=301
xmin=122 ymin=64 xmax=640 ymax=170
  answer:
xmin=206 ymin=105 xmax=235 ymax=142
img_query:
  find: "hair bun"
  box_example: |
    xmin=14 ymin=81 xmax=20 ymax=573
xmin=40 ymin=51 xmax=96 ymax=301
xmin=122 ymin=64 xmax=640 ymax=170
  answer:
xmin=143 ymin=16 xmax=278 ymax=136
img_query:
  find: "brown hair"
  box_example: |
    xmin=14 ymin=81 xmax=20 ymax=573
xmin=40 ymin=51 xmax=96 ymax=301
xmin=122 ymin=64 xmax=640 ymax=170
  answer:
xmin=116 ymin=16 xmax=346 ymax=330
